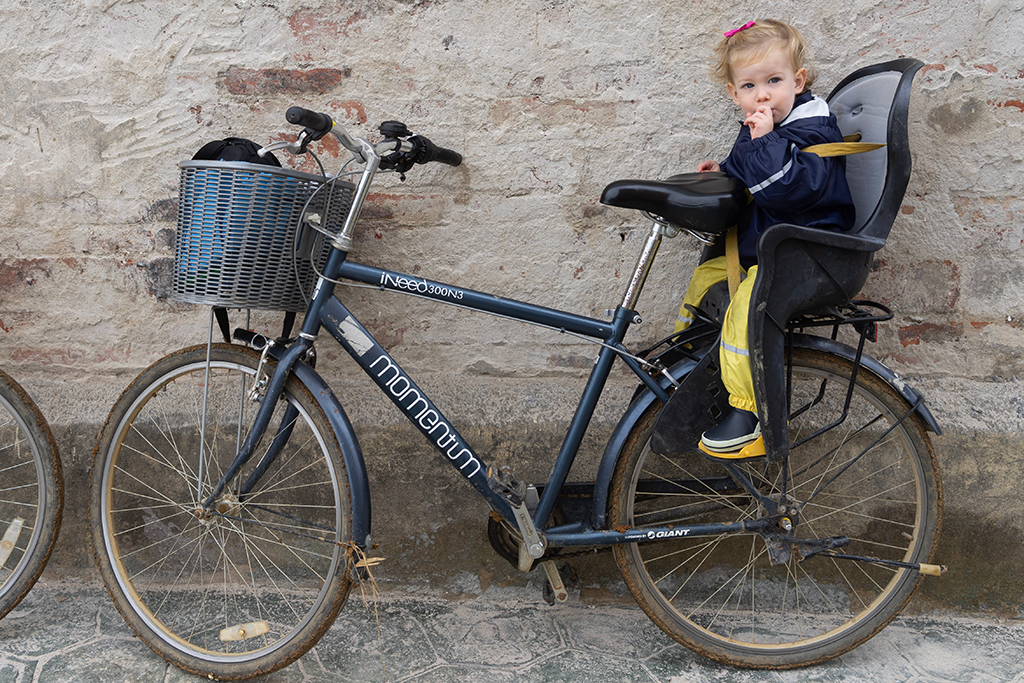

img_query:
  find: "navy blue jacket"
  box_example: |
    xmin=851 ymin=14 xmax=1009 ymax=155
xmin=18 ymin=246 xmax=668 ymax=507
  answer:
xmin=720 ymin=91 xmax=856 ymax=268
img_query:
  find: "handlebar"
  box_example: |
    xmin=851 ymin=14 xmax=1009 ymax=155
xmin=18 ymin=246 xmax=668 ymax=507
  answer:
xmin=263 ymin=105 xmax=462 ymax=252
xmin=411 ymin=134 xmax=462 ymax=167
xmin=279 ymin=106 xmax=461 ymax=171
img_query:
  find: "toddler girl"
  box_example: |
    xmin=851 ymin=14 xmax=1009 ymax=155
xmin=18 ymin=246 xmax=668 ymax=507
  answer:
xmin=676 ymin=19 xmax=856 ymax=455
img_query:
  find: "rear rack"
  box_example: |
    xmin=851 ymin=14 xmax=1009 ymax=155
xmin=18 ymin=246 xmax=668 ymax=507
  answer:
xmin=788 ymin=300 xmax=893 ymax=343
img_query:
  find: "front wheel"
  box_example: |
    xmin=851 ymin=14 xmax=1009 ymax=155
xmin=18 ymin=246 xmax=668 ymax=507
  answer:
xmin=90 ymin=344 xmax=353 ymax=680
xmin=0 ymin=370 xmax=63 ymax=621
xmin=610 ymin=348 xmax=941 ymax=668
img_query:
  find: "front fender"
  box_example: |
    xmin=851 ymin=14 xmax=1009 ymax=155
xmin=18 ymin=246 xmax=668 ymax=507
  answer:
xmin=266 ymin=347 xmax=372 ymax=548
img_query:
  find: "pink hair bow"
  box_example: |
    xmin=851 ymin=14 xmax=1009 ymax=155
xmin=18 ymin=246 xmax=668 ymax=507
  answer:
xmin=724 ymin=21 xmax=755 ymax=38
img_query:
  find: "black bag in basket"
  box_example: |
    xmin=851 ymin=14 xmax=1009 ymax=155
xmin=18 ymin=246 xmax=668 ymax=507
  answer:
xmin=192 ymin=137 xmax=281 ymax=167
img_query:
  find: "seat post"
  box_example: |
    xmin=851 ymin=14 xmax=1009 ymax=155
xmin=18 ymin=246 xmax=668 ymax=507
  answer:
xmin=620 ymin=219 xmax=665 ymax=311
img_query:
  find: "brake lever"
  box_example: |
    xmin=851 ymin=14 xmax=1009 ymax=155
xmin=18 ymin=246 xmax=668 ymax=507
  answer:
xmin=258 ymin=139 xmax=303 ymax=157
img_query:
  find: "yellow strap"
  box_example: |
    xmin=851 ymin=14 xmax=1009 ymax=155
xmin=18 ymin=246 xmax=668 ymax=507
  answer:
xmin=801 ymin=141 xmax=885 ymax=157
xmin=725 ymin=225 xmax=741 ymax=299
xmin=802 ymin=135 xmax=884 ymax=158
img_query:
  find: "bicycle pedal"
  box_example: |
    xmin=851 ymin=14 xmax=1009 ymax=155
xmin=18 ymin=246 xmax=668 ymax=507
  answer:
xmin=487 ymin=465 xmax=526 ymax=507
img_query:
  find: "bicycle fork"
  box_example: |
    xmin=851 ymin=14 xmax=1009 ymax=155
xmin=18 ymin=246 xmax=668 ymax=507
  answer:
xmin=201 ymin=337 xmax=312 ymax=512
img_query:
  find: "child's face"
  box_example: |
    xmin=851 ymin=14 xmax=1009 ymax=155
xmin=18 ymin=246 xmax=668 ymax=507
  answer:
xmin=726 ymin=48 xmax=807 ymax=126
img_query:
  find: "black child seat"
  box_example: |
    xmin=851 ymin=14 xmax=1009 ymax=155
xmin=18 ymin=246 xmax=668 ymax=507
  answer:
xmin=748 ymin=58 xmax=924 ymax=462
xmin=603 ymin=59 xmax=925 ymax=461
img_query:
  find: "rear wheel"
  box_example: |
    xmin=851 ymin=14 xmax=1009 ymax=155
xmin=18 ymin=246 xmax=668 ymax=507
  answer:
xmin=0 ymin=370 xmax=62 ymax=620
xmin=90 ymin=344 xmax=352 ymax=679
xmin=610 ymin=348 xmax=941 ymax=668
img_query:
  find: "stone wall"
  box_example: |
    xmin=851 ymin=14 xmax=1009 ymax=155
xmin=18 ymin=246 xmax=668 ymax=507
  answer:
xmin=2 ymin=1 xmax=1022 ymax=610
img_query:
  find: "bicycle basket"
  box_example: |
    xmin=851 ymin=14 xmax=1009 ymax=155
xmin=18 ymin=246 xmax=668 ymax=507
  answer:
xmin=173 ymin=160 xmax=355 ymax=311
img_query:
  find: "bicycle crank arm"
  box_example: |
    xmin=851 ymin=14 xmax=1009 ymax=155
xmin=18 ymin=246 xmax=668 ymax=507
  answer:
xmin=487 ymin=465 xmax=546 ymax=570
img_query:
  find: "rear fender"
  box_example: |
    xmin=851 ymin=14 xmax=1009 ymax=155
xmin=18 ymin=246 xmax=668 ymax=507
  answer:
xmin=791 ymin=333 xmax=941 ymax=434
xmin=592 ymin=334 xmax=940 ymax=530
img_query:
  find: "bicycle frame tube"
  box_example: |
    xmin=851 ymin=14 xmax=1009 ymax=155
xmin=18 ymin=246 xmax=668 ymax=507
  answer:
xmin=315 ymin=289 xmax=770 ymax=548
xmin=210 ymin=267 xmax=786 ymax=551
xmin=316 ymin=285 xmax=630 ymax=513
xmin=319 ymin=296 xmax=510 ymax=512
xmin=209 ymin=217 xmax=724 ymax=548
xmin=335 ymin=261 xmax=617 ymax=338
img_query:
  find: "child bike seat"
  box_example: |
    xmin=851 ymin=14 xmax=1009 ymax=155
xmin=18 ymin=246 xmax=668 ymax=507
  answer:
xmin=651 ymin=59 xmax=925 ymax=464
xmin=600 ymin=172 xmax=747 ymax=234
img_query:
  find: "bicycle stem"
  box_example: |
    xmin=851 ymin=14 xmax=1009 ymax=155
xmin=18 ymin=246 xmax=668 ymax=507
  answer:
xmin=331 ymin=138 xmax=381 ymax=252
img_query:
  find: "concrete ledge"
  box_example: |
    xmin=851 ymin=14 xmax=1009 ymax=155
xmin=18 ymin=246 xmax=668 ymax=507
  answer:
xmin=42 ymin=421 xmax=1024 ymax=618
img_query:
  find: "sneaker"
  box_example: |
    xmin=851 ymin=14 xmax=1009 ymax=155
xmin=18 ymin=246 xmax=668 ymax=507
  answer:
xmin=700 ymin=408 xmax=761 ymax=453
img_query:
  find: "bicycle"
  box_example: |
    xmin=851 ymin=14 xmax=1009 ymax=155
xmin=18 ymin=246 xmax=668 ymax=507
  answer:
xmin=0 ymin=368 xmax=63 ymax=621
xmin=89 ymin=58 xmax=942 ymax=679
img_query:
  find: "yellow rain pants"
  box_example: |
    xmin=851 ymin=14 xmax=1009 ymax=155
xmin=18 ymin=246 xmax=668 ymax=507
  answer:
xmin=673 ymin=256 xmax=757 ymax=413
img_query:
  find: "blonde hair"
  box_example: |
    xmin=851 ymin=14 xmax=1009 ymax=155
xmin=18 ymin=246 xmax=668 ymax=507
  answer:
xmin=712 ymin=19 xmax=816 ymax=92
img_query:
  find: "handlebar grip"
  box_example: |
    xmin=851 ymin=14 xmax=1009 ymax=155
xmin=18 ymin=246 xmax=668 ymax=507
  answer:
xmin=432 ymin=146 xmax=463 ymax=167
xmin=285 ymin=107 xmax=334 ymax=138
xmin=411 ymin=135 xmax=462 ymax=167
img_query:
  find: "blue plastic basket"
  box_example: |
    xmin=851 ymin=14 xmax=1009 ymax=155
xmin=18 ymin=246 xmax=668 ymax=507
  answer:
xmin=173 ymin=161 xmax=354 ymax=311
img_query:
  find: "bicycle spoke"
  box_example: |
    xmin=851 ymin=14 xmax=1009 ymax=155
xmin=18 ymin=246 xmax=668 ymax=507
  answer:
xmin=93 ymin=346 xmax=351 ymax=676
xmin=612 ymin=348 xmax=938 ymax=666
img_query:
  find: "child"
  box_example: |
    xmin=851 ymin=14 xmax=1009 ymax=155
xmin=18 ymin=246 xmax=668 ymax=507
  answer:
xmin=676 ymin=19 xmax=856 ymax=455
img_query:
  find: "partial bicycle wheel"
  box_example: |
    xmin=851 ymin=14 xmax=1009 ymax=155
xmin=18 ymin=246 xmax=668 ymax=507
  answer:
xmin=0 ymin=369 xmax=63 ymax=620
xmin=610 ymin=347 xmax=941 ymax=668
xmin=90 ymin=344 xmax=353 ymax=680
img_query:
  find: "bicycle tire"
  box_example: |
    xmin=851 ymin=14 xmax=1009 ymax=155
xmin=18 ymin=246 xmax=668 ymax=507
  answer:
xmin=609 ymin=347 xmax=941 ymax=668
xmin=0 ymin=369 xmax=63 ymax=621
xmin=90 ymin=344 xmax=353 ymax=680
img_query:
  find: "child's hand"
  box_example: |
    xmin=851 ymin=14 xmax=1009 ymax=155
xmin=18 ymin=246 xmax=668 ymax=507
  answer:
xmin=744 ymin=106 xmax=774 ymax=139
xmin=697 ymin=160 xmax=721 ymax=173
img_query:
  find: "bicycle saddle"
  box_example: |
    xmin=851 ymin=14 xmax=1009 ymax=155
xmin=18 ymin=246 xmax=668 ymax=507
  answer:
xmin=600 ymin=172 xmax=748 ymax=234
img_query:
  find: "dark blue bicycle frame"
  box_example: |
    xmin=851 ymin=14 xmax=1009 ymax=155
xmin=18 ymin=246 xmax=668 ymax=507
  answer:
xmin=214 ymin=245 xmax=761 ymax=551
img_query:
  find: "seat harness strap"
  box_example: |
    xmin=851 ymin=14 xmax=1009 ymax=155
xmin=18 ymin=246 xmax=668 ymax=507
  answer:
xmin=802 ymin=133 xmax=886 ymax=158
xmin=801 ymin=141 xmax=885 ymax=157
xmin=725 ymin=226 xmax=742 ymax=299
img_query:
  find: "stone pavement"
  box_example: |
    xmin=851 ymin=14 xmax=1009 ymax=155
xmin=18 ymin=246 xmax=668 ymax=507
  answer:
xmin=1 ymin=574 xmax=1023 ymax=683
